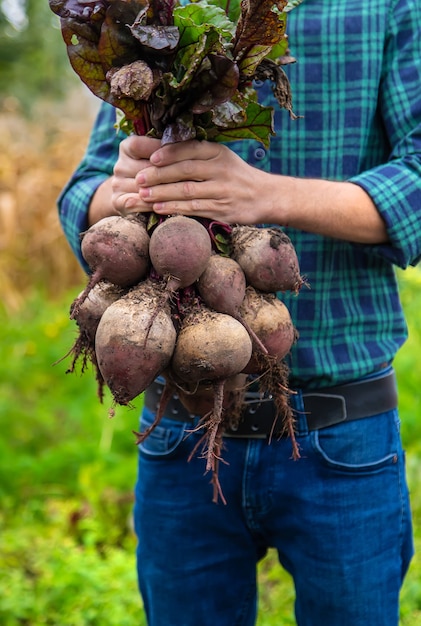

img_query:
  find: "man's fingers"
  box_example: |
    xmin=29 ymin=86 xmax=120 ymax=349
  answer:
xmin=136 ymin=160 xmax=208 ymax=191
xmin=138 ymin=179 xmax=219 ymax=204
xmin=149 ymin=139 xmax=221 ymax=167
xmin=121 ymin=134 xmax=161 ymax=160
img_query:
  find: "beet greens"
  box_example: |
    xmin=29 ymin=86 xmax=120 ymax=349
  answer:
xmin=49 ymin=0 xmax=299 ymax=144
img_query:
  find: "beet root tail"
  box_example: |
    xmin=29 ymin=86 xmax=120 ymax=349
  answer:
xmin=133 ymin=382 xmax=174 ymax=445
xmin=186 ymin=379 xmax=228 ymax=504
xmin=70 ymin=269 xmax=102 ymax=321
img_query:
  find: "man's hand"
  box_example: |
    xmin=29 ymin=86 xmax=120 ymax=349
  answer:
xmin=112 ymin=135 xmax=162 ymax=215
xmin=136 ymin=140 xmax=268 ymax=225
xmin=88 ymin=135 xmax=161 ymax=225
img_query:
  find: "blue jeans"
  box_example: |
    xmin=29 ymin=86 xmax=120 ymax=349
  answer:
xmin=134 ymin=401 xmax=413 ymax=625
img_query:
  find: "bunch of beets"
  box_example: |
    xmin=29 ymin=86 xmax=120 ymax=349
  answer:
xmin=68 ymin=212 xmax=303 ymax=501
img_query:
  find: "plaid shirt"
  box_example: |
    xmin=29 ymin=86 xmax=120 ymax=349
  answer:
xmin=59 ymin=0 xmax=421 ymax=389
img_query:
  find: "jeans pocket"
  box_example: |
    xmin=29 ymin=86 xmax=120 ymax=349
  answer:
xmin=138 ymin=407 xmax=188 ymax=459
xmin=311 ymin=409 xmax=400 ymax=472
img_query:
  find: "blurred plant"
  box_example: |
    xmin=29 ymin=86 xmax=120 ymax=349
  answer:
xmin=0 ymin=523 xmax=143 ymax=626
xmin=0 ymin=0 xmax=79 ymax=109
xmin=0 ymin=109 xmax=92 ymax=313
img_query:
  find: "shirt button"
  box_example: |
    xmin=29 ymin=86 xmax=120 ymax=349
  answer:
xmin=254 ymin=147 xmax=266 ymax=160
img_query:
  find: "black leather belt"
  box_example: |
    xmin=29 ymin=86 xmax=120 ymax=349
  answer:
xmin=144 ymin=369 xmax=397 ymax=438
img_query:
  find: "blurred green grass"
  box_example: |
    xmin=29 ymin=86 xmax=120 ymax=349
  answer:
xmin=0 ymin=268 xmax=420 ymax=624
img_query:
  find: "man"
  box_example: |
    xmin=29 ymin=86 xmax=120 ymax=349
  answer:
xmin=58 ymin=0 xmax=420 ymax=624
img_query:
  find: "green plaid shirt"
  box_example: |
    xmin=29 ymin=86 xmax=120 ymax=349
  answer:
xmin=59 ymin=0 xmax=421 ymax=389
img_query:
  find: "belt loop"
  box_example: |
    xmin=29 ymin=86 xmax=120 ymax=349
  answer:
xmin=289 ymin=390 xmax=309 ymax=436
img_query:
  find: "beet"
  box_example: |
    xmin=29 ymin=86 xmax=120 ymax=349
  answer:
xmin=197 ymin=254 xmax=246 ymax=317
xmin=81 ymin=215 xmax=150 ymax=288
xmin=64 ymin=281 xmax=126 ymax=402
xmin=71 ymin=215 xmax=151 ymax=320
xmin=95 ymin=280 xmax=177 ymax=405
xmin=174 ymin=373 xmax=248 ymax=418
xmin=171 ymin=307 xmax=252 ymax=384
xmin=236 ymin=287 xmax=300 ymax=460
xmin=231 ymin=225 xmax=304 ymax=293
xmin=149 ymin=215 xmax=212 ymax=291
xmin=239 ymin=286 xmax=297 ymax=373
xmin=71 ymin=280 xmax=126 ymax=344
xmin=169 ymin=306 xmax=253 ymax=502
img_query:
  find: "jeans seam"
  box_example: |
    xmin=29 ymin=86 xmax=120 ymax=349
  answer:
xmin=397 ymin=449 xmax=414 ymax=580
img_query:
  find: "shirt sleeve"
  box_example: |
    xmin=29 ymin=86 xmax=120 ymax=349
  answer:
xmin=58 ymin=102 xmax=125 ymax=271
xmin=349 ymin=0 xmax=421 ymax=269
